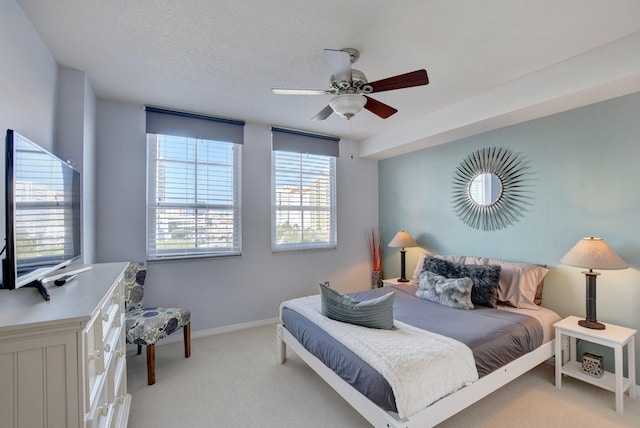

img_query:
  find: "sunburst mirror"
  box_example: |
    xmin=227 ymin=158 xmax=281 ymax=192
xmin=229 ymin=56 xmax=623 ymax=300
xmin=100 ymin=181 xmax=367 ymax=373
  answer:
xmin=451 ymin=147 xmax=533 ymax=231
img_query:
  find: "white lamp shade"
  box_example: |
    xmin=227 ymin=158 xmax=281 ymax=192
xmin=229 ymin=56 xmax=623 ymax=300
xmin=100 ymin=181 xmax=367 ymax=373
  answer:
xmin=560 ymin=237 xmax=628 ymax=270
xmin=329 ymin=94 xmax=367 ymax=119
xmin=388 ymin=230 xmax=418 ymax=249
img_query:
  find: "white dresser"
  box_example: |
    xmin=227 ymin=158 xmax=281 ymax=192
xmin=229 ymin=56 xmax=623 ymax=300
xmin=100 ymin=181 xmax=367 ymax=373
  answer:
xmin=0 ymin=262 xmax=131 ymax=428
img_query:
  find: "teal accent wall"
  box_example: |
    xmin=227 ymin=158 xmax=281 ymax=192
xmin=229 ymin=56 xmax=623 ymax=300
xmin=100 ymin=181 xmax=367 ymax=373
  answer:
xmin=379 ymin=92 xmax=640 ymax=382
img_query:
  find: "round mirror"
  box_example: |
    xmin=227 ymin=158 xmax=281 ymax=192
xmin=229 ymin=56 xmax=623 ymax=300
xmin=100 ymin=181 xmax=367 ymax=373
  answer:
xmin=469 ymin=173 xmax=502 ymax=205
xmin=451 ymin=147 xmax=533 ymax=231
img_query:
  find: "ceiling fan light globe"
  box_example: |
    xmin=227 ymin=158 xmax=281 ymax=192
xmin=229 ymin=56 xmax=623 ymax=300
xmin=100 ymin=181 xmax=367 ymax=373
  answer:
xmin=329 ymin=94 xmax=367 ymax=119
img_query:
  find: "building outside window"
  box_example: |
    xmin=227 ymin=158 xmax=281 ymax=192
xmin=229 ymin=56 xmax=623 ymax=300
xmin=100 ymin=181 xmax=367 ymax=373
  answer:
xmin=146 ymin=108 xmax=244 ymax=260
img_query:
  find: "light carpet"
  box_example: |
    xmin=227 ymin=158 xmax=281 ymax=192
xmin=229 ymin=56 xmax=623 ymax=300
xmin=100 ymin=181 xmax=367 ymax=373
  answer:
xmin=127 ymin=324 xmax=640 ymax=427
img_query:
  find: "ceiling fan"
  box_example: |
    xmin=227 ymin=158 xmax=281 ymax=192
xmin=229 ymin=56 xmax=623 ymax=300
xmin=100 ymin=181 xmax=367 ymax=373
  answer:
xmin=271 ymin=48 xmax=429 ymax=120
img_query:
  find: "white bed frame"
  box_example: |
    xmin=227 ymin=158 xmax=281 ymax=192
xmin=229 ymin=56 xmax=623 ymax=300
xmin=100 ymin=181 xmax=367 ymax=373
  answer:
xmin=277 ymin=323 xmax=554 ymax=428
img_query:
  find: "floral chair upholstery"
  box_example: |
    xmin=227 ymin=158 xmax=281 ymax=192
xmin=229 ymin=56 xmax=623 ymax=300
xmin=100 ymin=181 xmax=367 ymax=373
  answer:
xmin=124 ymin=262 xmax=191 ymax=385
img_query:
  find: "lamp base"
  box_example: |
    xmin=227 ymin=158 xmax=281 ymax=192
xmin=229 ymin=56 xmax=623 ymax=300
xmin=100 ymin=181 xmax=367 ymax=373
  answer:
xmin=397 ymin=278 xmax=410 ymax=283
xmin=578 ymin=319 xmax=606 ymax=330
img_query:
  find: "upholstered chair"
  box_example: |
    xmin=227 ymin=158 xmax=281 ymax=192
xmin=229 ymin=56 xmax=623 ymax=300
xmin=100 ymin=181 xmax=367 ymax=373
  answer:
xmin=124 ymin=262 xmax=191 ymax=385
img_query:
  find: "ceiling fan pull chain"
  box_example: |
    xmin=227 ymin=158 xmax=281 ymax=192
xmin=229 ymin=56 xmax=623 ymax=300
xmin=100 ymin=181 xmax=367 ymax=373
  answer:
xmin=349 ymin=119 xmax=354 ymax=159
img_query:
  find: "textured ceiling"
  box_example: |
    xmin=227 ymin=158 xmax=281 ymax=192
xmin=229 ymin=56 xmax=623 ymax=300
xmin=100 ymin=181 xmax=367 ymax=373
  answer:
xmin=16 ymin=0 xmax=640 ymax=158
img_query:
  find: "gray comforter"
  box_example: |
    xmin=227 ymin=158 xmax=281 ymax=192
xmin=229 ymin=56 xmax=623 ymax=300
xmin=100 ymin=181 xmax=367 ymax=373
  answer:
xmin=281 ymin=283 xmax=544 ymax=413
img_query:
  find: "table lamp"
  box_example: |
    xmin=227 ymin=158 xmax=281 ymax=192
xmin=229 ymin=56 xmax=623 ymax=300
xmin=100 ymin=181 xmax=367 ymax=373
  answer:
xmin=560 ymin=237 xmax=628 ymax=330
xmin=388 ymin=230 xmax=418 ymax=282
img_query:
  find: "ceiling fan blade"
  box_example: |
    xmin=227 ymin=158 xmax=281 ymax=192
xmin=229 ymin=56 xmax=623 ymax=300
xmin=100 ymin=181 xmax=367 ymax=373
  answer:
xmin=311 ymin=105 xmax=334 ymax=121
xmin=364 ymin=96 xmax=398 ymax=119
xmin=367 ymin=69 xmax=429 ymax=93
xmin=271 ymin=88 xmax=330 ymax=95
xmin=323 ymin=49 xmax=352 ymax=83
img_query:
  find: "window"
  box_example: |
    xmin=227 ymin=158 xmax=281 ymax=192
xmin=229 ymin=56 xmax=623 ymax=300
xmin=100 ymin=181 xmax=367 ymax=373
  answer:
xmin=271 ymin=128 xmax=339 ymax=252
xmin=146 ymin=108 xmax=244 ymax=260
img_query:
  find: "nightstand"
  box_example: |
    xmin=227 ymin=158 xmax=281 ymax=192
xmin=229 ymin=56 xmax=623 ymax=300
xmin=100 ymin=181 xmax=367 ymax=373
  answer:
xmin=382 ymin=278 xmax=413 ymax=287
xmin=554 ymin=315 xmax=637 ymax=413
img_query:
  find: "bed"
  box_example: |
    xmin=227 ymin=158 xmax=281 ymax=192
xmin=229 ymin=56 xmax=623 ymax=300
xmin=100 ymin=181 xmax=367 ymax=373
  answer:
xmin=276 ymin=255 xmax=562 ymax=428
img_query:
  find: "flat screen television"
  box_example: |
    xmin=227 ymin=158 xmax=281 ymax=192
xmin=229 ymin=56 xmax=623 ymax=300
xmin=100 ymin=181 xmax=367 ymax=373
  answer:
xmin=3 ymin=129 xmax=81 ymax=299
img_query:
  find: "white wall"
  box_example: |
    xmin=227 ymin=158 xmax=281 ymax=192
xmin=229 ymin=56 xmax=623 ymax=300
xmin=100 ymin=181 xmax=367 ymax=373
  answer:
xmin=0 ymin=0 xmax=59 ymax=285
xmin=0 ymin=1 xmax=57 ymax=150
xmin=82 ymin=74 xmax=97 ymax=264
xmin=54 ymin=67 xmax=98 ymax=264
xmin=54 ymin=67 xmax=97 ymax=264
xmin=95 ymin=99 xmax=379 ymax=330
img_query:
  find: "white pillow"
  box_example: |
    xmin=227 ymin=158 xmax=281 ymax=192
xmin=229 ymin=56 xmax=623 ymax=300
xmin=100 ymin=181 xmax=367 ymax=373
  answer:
xmin=463 ymin=256 xmax=549 ymax=310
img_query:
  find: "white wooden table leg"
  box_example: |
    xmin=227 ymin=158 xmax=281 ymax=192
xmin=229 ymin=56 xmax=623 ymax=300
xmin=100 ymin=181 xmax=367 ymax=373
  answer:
xmin=276 ymin=324 xmax=286 ymax=364
xmin=615 ymin=344 xmax=624 ymax=413
xmin=629 ymin=337 xmax=636 ymax=399
xmin=555 ymin=331 xmax=562 ymax=389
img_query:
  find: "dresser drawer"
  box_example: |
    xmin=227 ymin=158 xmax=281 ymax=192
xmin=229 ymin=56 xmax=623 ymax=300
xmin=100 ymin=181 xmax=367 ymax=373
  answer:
xmin=86 ymin=371 xmax=111 ymax=428
xmin=84 ymin=270 xmax=127 ymax=418
xmin=100 ymin=284 xmax=123 ymax=341
xmin=110 ymin=362 xmax=129 ymax=428
xmin=84 ymin=311 xmax=105 ymax=410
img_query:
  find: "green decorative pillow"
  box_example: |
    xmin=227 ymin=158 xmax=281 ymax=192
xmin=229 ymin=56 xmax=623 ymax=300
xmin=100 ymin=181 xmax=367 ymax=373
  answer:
xmin=319 ymin=283 xmax=395 ymax=330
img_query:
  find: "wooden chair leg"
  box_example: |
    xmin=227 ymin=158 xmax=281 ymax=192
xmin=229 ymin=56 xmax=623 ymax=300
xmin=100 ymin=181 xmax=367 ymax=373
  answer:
xmin=184 ymin=323 xmax=191 ymax=358
xmin=146 ymin=344 xmax=156 ymax=385
xmin=137 ymin=344 xmax=142 ymax=355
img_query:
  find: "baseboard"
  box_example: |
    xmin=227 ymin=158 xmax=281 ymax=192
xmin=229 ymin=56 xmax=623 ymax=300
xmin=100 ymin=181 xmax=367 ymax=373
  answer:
xmin=189 ymin=317 xmax=279 ymax=340
xmin=126 ymin=317 xmax=279 ymax=353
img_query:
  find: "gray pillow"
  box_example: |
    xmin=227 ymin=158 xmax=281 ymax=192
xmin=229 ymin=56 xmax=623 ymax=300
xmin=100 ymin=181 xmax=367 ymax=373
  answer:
xmin=422 ymin=256 xmax=501 ymax=308
xmin=319 ymin=283 xmax=395 ymax=330
xmin=416 ymin=270 xmax=474 ymax=310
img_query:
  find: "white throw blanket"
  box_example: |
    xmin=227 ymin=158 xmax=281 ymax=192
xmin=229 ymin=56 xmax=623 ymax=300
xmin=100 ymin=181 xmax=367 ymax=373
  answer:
xmin=281 ymin=295 xmax=479 ymax=419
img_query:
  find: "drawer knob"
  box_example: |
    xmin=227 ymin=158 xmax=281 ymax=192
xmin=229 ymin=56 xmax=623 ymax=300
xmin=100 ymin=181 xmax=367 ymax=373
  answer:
xmin=99 ymin=404 xmax=109 ymax=416
xmin=103 ymin=343 xmax=111 ymax=353
xmin=102 ymin=313 xmax=110 ymax=322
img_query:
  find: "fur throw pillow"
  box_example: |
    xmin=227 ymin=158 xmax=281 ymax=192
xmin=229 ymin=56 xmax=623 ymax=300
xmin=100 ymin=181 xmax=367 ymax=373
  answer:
xmin=422 ymin=255 xmax=501 ymax=308
xmin=416 ymin=270 xmax=474 ymax=309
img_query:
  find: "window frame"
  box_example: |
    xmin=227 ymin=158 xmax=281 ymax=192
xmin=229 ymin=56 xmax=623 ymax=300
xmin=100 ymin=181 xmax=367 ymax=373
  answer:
xmin=271 ymin=128 xmax=339 ymax=253
xmin=145 ymin=108 xmax=244 ymax=261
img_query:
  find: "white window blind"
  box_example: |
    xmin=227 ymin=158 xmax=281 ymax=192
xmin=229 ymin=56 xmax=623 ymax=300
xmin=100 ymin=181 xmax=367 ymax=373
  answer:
xmin=271 ymin=128 xmax=338 ymax=252
xmin=146 ymin=108 xmax=244 ymax=260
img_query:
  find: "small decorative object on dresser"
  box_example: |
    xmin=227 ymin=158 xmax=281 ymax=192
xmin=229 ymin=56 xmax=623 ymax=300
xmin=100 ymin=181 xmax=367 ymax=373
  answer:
xmin=582 ymin=352 xmax=604 ymax=378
